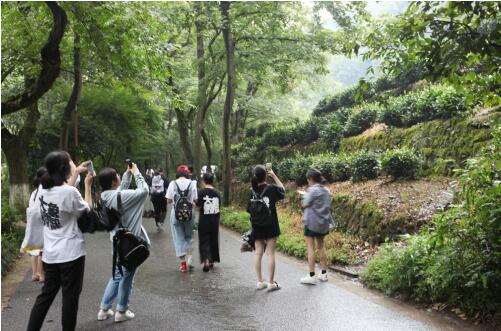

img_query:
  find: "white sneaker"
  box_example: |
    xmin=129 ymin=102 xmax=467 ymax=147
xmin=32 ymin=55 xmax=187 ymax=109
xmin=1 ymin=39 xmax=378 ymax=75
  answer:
xmin=114 ymin=310 xmax=135 ymax=323
xmin=256 ymin=281 xmax=268 ymax=290
xmin=97 ymin=309 xmax=114 ymax=321
xmin=187 ymin=256 xmax=194 ymax=270
xmin=318 ymin=273 xmax=328 ymax=282
xmin=300 ymin=274 xmax=318 ymax=285
xmin=267 ymin=281 xmax=281 ymax=291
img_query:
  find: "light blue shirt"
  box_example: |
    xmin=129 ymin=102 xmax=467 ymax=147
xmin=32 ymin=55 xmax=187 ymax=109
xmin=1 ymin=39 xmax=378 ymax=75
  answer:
xmin=101 ymin=171 xmax=150 ymax=245
xmin=302 ymin=184 xmax=333 ymax=234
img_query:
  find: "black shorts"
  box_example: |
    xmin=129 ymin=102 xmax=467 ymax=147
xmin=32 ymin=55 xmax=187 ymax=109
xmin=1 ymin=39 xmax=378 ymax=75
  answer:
xmin=304 ymin=226 xmax=327 ymax=237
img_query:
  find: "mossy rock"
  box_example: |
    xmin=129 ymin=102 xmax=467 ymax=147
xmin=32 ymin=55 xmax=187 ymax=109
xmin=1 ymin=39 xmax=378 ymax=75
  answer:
xmin=332 ymin=195 xmax=384 ymax=244
xmin=339 ymin=114 xmax=500 ymax=176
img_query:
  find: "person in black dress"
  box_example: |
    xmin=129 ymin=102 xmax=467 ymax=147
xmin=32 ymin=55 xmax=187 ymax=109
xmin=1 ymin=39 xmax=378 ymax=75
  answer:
xmin=196 ymin=172 xmax=221 ymax=272
xmin=247 ymin=165 xmax=285 ymax=291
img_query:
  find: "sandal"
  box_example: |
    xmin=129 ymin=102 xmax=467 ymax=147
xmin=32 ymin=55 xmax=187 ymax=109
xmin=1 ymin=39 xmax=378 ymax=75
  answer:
xmin=32 ymin=275 xmax=40 ymax=282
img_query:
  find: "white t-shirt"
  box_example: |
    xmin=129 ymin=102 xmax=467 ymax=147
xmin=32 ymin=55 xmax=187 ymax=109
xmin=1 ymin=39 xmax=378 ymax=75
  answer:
xmin=38 ymin=184 xmax=89 ymax=263
xmin=165 ymin=178 xmax=197 ymax=203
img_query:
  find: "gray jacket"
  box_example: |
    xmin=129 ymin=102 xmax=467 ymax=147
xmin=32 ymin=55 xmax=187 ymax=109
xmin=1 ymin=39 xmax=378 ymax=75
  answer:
xmin=101 ymin=171 xmax=150 ymax=245
xmin=302 ymin=184 xmax=333 ymax=234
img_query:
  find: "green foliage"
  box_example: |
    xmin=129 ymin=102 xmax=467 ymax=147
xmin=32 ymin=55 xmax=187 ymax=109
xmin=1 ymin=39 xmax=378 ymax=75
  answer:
xmin=277 ymin=232 xmax=307 ymax=258
xmin=365 ymin=2 xmax=501 ymax=107
xmin=30 ymin=85 xmax=164 ymax=173
xmin=381 ymin=148 xmax=420 ymax=179
xmin=220 ymin=206 xmax=251 ymax=233
xmin=312 ymin=67 xmax=423 ymax=117
xmin=311 ymin=153 xmax=352 ymax=183
xmin=292 ymin=118 xmax=320 ymax=145
xmin=340 ymin=113 xmax=500 ymax=176
xmin=343 ymin=102 xmax=380 ymax=136
xmin=1 ymin=229 xmax=24 ymax=276
xmin=261 ymin=123 xmax=296 ymax=147
xmin=1 ymin=174 xmax=24 ymax=275
xmin=319 ymin=120 xmax=343 ymax=151
xmin=290 ymin=154 xmax=314 ymax=186
xmin=361 ymin=237 xmax=428 ymax=297
xmin=362 ymin=126 xmax=501 ymax=318
xmin=350 ymin=151 xmax=380 ymax=182
xmin=379 ymin=84 xmax=471 ymax=128
xmin=274 ymin=157 xmax=295 ymax=183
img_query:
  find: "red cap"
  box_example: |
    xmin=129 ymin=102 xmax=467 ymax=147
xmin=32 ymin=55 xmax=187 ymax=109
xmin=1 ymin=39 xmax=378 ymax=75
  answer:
xmin=177 ymin=165 xmax=190 ymax=173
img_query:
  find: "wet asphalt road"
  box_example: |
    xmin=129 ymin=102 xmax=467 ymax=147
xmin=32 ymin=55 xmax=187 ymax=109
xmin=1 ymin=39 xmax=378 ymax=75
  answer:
xmin=3 ymin=210 xmax=447 ymax=331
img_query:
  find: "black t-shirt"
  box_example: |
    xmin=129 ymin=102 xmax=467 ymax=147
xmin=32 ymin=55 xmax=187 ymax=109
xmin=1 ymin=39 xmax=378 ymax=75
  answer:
xmin=197 ymin=187 xmax=221 ymax=218
xmin=162 ymin=175 xmax=170 ymax=192
xmin=246 ymin=184 xmax=285 ymax=239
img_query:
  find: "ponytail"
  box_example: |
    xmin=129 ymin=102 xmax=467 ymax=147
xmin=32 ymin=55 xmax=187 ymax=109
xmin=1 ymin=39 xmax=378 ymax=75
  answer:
xmin=40 ymin=173 xmax=55 ymax=189
xmin=251 ymin=175 xmax=259 ymax=191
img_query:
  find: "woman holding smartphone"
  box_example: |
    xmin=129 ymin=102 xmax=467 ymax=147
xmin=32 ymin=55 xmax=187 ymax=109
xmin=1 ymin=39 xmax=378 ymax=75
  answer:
xmin=26 ymin=151 xmax=93 ymax=331
xmin=247 ymin=164 xmax=285 ymax=291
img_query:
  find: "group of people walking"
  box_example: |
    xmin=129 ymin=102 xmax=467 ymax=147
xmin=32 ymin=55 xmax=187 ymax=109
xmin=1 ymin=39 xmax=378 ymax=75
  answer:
xmin=21 ymin=150 xmax=334 ymax=330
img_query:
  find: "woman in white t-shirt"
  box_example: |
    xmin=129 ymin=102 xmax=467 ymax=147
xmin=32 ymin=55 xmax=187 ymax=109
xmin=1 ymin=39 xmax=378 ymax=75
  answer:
xmin=27 ymin=151 xmax=93 ymax=331
xmin=165 ymin=165 xmax=197 ymax=272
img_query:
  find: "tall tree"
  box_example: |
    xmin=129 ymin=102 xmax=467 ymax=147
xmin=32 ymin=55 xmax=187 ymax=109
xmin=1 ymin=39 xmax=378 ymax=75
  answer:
xmin=220 ymin=1 xmax=236 ymax=205
xmin=1 ymin=2 xmax=67 ymax=115
xmin=1 ymin=80 xmax=40 ymax=207
xmin=60 ymin=31 xmax=82 ymax=151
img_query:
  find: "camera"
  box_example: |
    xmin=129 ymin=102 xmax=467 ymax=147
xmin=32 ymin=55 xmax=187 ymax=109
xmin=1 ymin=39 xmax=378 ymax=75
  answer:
xmin=126 ymin=158 xmax=133 ymax=169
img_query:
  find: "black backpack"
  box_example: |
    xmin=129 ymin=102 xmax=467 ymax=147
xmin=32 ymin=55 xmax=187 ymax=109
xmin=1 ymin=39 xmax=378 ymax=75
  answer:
xmin=112 ymin=192 xmax=149 ymax=279
xmin=174 ymin=182 xmax=193 ymax=222
xmin=249 ymin=185 xmax=271 ymax=227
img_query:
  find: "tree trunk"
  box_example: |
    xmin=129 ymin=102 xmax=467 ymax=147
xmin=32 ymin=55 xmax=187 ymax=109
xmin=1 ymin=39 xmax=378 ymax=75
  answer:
xmin=2 ymin=2 xmax=67 ymax=115
xmin=193 ymin=2 xmax=208 ymax=183
xmin=1 ymin=101 xmax=40 ymax=209
xmin=201 ymin=128 xmax=212 ymax=168
xmin=175 ymin=108 xmax=194 ymax=164
xmin=61 ymin=32 xmax=82 ymax=151
xmin=221 ymin=1 xmax=236 ymax=206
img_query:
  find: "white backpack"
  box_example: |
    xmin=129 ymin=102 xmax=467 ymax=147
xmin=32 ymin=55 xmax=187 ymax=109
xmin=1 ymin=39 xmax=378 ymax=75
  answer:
xmin=151 ymin=175 xmax=165 ymax=195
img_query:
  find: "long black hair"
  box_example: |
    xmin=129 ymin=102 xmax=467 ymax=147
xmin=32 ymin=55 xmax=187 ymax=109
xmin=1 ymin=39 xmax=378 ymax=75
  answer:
xmin=306 ymin=168 xmax=327 ymax=185
xmin=40 ymin=151 xmax=72 ymax=189
xmin=251 ymin=165 xmax=267 ymax=191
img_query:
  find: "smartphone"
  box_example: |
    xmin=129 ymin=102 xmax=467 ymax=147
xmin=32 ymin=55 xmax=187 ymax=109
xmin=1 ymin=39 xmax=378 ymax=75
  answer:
xmin=126 ymin=158 xmax=133 ymax=169
xmin=265 ymin=162 xmax=272 ymax=171
xmin=86 ymin=161 xmax=94 ymax=173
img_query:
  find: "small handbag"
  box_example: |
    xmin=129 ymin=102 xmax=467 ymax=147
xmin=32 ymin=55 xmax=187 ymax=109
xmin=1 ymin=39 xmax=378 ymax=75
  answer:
xmin=78 ymin=184 xmax=121 ymax=233
xmin=20 ymin=190 xmax=44 ymax=252
xmin=240 ymin=229 xmax=255 ymax=252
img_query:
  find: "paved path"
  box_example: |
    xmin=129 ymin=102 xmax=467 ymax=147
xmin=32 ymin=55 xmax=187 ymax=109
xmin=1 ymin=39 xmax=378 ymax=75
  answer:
xmin=2 ymin=213 xmax=476 ymax=331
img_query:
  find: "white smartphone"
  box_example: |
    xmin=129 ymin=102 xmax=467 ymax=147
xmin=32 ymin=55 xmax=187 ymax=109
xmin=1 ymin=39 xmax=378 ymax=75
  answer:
xmin=265 ymin=162 xmax=272 ymax=171
xmin=87 ymin=161 xmax=94 ymax=173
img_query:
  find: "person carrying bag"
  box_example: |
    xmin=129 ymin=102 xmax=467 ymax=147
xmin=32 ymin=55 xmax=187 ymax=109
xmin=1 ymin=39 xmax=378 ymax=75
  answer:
xmin=95 ymin=163 xmax=150 ymax=323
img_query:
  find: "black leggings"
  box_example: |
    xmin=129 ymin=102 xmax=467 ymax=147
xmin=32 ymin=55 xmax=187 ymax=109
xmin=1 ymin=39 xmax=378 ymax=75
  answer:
xmin=27 ymin=256 xmax=85 ymax=331
xmin=151 ymin=194 xmax=167 ymax=224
